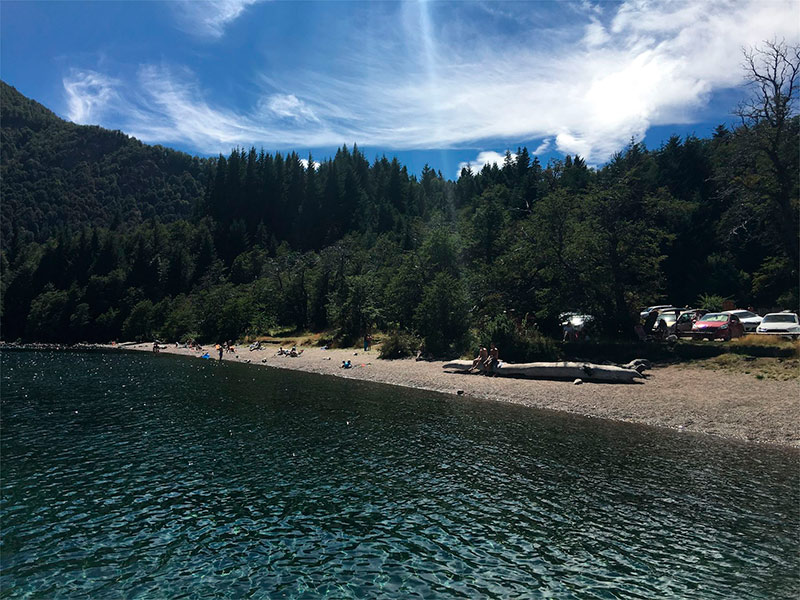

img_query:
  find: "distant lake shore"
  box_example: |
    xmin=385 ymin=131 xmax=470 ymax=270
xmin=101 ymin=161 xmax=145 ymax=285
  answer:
xmin=105 ymin=342 xmax=800 ymax=449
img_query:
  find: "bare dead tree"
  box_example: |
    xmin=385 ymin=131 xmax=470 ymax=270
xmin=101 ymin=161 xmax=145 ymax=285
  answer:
xmin=732 ymin=39 xmax=800 ymax=270
xmin=737 ymin=39 xmax=799 ymax=130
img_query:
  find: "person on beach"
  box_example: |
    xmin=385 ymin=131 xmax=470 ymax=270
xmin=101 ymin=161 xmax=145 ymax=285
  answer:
xmin=470 ymin=346 xmax=488 ymax=371
xmin=216 ymin=343 xmax=223 ymax=361
xmin=484 ymin=342 xmax=499 ymax=374
xmin=152 ymin=342 xmax=160 ymax=354
xmin=643 ymin=309 xmax=659 ymax=333
xmin=363 ymin=333 xmax=371 ymax=352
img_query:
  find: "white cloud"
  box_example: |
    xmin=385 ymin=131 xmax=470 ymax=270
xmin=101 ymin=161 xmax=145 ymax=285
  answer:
xmin=63 ymin=70 xmax=119 ymax=124
xmin=172 ymin=0 xmax=262 ymax=38
xmin=262 ymin=94 xmax=319 ymax=122
xmin=584 ymin=21 xmax=610 ymax=47
xmin=532 ymin=139 xmax=551 ymax=155
xmin=63 ymin=0 xmax=799 ymax=164
xmin=457 ymin=150 xmax=517 ymax=178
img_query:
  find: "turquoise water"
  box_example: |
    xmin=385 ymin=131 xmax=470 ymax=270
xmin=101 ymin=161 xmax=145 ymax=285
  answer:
xmin=1 ymin=351 xmax=798 ymax=599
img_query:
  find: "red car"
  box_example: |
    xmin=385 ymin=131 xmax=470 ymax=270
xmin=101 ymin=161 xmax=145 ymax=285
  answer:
xmin=691 ymin=312 xmax=745 ymax=341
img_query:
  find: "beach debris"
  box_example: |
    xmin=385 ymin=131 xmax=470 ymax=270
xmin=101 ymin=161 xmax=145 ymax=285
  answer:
xmin=261 ymin=358 xmax=267 ymax=363
xmin=456 ymin=390 xmax=464 ymax=395
xmin=623 ymin=358 xmax=651 ymax=372
xmin=573 ymin=378 xmax=583 ymax=385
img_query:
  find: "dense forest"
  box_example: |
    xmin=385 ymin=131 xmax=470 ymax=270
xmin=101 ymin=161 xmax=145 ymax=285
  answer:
xmin=2 ymin=43 xmax=798 ymax=355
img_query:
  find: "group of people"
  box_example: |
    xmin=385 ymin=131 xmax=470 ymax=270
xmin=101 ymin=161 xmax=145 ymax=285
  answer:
xmin=277 ymin=346 xmax=303 ymax=357
xmin=470 ymin=342 xmax=500 ymax=374
xmin=212 ymin=341 xmax=236 ymax=360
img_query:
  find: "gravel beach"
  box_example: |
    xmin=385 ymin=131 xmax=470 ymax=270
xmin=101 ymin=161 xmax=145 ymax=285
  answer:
xmin=124 ymin=343 xmax=800 ymax=448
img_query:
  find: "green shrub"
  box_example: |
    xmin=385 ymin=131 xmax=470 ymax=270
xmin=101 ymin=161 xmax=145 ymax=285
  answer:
xmin=379 ymin=330 xmax=420 ymax=359
xmin=479 ymin=313 xmax=560 ymax=362
xmin=696 ymin=293 xmax=729 ymax=312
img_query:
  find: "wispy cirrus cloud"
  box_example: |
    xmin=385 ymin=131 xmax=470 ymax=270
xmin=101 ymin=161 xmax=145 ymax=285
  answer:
xmin=61 ymin=0 xmax=798 ymax=163
xmin=63 ymin=70 xmax=119 ymax=124
xmin=172 ymin=0 xmax=263 ymax=38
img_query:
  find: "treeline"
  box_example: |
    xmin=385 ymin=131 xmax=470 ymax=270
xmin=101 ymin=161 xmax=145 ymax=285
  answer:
xmin=2 ymin=131 xmax=797 ymax=352
xmin=1 ymin=44 xmax=797 ymax=354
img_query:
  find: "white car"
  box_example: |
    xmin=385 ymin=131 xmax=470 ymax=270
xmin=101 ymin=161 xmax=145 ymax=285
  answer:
xmin=723 ymin=310 xmax=762 ymax=333
xmin=640 ymin=305 xmax=673 ymax=320
xmin=756 ymin=312 xmax=800 ymax=337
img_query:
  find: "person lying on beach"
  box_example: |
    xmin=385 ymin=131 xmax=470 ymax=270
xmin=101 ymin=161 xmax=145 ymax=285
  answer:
xmin=289 ymin=347 xmax=304 ymax=357
xmin=470 ymin=346 xmax=488 ymax=371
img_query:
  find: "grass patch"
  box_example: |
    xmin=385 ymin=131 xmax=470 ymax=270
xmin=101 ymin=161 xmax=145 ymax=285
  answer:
xmin=694 ymin=353 xmax=799 ymax=381
xmin=728 ymin=334 xmax=799 ymax=357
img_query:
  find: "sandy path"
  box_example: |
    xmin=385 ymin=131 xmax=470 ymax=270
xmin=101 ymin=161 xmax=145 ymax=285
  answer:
xmin=123 ymin=343 xmax=800 ymax=448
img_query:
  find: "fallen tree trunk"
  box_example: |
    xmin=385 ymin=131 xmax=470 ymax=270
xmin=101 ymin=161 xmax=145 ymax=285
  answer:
xmin=442 ymin=360 xmax=645 ymax=383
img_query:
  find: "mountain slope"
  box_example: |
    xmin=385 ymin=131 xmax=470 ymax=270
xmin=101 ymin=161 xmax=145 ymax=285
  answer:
xmin=1 ymin=81 xmax=208 ymax=249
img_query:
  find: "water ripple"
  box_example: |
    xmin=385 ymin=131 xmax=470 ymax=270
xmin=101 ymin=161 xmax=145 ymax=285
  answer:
xmin=1 ymin=351 xmax=798 ymax=599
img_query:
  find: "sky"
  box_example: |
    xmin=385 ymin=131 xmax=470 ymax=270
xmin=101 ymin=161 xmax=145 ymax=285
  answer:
xmin=2 ymin=0 xmax=798 ymax=179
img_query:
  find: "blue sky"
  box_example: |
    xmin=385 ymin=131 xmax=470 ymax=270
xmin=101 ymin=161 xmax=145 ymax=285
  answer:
xmin=2 ymin=0 xmax=798 ymax=178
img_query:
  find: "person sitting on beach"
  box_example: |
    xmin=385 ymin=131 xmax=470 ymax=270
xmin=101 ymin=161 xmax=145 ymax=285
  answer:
xmin=341 ymin=360 xmax=352 ymax=369
xmin=289 ymin=346 xmax=303 ymax=357
xmin=470 ymin=346 xmax=488 ymax=371
xmin=484 ymin=342 xmax=499 ymax=374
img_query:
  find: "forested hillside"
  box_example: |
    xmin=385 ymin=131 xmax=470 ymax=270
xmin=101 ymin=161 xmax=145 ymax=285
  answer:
xmin=1 ymin=82 xmax=207 ymax=249
xmin=1 ymin=44 xmax=797 ymax=353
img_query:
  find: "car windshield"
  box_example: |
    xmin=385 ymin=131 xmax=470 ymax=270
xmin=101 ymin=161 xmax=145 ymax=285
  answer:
xmin=732 ymin=311 xmax=757 ymax=318
xmin=701 ymin=313 xmax=729 ymax=322
xmin=762 ymin=314 xmax=798 ymax=324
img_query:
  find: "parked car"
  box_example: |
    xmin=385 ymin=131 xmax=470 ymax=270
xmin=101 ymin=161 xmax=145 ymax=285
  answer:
xmin=722 ymin=310 xmax=762 ymax=333
xmin=691 ymin=312 xmax=745 ymax=341
xmin=675 ymin=309 xmax=709 ymax=336
xmin=756 ymin=312 xmax=800 ymax=338
xmin=640 ymin=305 xmax=673 ymax=321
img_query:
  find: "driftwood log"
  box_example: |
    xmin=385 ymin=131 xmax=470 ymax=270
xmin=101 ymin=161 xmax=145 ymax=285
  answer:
xmin=442 ymin=360 xmax=645 ymax=383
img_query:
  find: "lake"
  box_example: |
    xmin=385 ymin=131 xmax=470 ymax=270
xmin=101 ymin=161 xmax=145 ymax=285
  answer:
xmin=1 ymin=351 xmax=798 ymax=598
